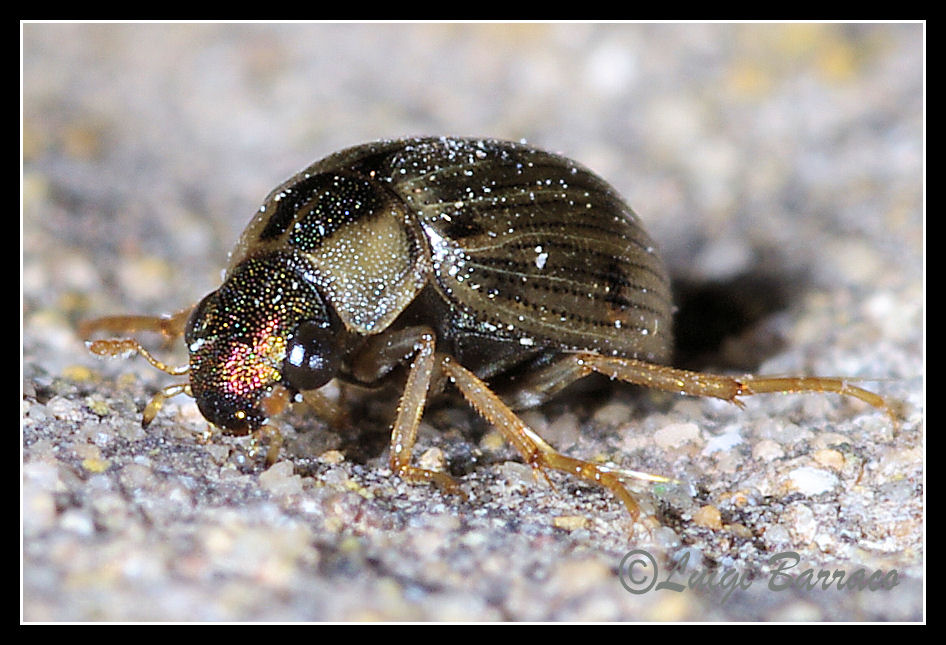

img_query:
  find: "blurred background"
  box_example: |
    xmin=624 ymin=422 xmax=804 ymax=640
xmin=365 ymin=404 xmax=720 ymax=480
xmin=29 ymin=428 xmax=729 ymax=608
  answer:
xmin=23 ymin=23 xmax=923 ymax=621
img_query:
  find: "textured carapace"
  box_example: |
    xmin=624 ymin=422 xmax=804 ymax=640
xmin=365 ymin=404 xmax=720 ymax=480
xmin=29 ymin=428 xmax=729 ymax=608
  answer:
xmin=192 ymin=137 xmax=674 ymax=430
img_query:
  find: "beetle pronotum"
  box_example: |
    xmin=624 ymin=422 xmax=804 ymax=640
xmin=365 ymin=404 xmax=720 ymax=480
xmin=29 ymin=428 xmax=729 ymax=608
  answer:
xmin=81 ymin=137 xmax=893 ymax=520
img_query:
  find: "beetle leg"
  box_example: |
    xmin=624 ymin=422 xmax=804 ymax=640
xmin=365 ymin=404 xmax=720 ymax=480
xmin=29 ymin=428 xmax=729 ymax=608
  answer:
xmin=495 ymin=355 xmax=594 ymax=410
xmin=79 ymin=306 xmax=194 ymax=345
xmin=388 ymin=328 xmax=465 ymax=496
xmin=141 ymin=382 xmax=190 ymax=427
xmin=347 ymin=326 xmax=441 ymax=384
xmin=300 ymin=389 xmax=348 ymax=428
xmin=439 ymin=356 xmax=644 ymax=520
xmin=254 ymin=423 xmax=284 ymax=466
xmin=569 ymin=353 xmax=895 ymax=420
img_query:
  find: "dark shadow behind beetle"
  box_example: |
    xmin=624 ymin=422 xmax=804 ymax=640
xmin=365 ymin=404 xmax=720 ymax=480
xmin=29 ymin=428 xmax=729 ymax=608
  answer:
xmin=671 ymin=268 xmax=803 ymax=372
xmin=80 ymin=136 xmax=894 ymax=522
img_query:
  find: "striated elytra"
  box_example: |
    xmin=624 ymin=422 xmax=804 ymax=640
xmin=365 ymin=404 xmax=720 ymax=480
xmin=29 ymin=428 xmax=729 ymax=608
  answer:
xmin=82 ymin=136 xmax=892 ymax=521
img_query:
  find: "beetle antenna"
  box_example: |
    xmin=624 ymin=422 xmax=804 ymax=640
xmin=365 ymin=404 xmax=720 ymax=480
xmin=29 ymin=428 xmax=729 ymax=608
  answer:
xmin=86 ymin=339 xmax=190 ymax=377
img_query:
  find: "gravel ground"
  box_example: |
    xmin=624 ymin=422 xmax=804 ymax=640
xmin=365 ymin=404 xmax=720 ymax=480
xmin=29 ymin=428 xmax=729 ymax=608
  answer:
xmin=22 ymin=23 xmax=924 ymax=622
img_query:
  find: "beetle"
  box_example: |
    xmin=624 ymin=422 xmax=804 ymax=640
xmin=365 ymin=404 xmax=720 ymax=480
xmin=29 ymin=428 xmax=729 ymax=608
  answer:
xmin=81 ymin=136 xmax=892 ymax=520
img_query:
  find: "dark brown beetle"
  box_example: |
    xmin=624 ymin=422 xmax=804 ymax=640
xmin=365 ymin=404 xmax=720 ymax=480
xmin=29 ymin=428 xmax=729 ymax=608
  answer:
xmin=81 ymin=136 xmax=892 ymax=520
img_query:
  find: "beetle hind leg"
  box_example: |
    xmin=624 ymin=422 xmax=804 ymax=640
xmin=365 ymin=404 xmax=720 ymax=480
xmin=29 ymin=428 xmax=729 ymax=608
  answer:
xmin=570 ymin=353 xmax=894 ymax=420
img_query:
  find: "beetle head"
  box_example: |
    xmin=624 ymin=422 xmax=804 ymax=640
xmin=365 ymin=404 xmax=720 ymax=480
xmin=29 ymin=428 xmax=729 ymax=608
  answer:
xmin=185 ymin=252 xmax=341 ymax=433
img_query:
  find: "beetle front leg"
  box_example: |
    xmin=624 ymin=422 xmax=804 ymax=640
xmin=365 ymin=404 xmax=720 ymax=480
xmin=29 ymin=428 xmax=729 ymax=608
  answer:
xmin=139 ymin=382 xmax=191 ymax=427
xmin=387 ymin=328 xmax=465 ymax=496
xmin=300 ymin=389 xmax=349 ymax=429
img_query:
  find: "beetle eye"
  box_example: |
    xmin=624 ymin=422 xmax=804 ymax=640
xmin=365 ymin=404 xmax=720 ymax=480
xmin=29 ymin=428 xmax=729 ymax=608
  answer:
xmin=283 ymin=320 xmax=339 ymax=391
